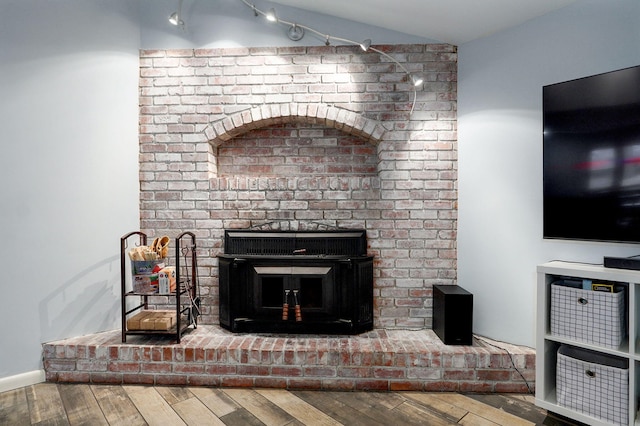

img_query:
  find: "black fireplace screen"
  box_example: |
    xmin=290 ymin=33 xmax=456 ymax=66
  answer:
xmin=218 ymin=230 xmax=373 ymax=334
xmin=255 ymin=266 xmax=332 ymax=312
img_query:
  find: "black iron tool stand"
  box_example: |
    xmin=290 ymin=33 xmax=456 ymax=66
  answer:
xmin=120 ymin=231 xmax=200 ymax=343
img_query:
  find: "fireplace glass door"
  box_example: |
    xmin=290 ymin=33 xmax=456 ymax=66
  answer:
xmin=253 ymin=266 xmax=334 ymax=321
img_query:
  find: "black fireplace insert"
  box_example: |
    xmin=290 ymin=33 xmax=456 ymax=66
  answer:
xmin=218 ymin=230 xmax=374 ymax=334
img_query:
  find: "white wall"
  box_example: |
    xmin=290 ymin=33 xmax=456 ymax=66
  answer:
xmin=0 ymin=0 xmax=140 ymax=383
xmin=458 ymin=0 xmax=640 ymax=347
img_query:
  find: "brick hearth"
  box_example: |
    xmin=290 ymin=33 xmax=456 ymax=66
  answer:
xmin=43 ymin=327 xmax=534 ymax=393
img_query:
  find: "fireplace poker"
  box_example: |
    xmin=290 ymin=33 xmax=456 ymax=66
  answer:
xmin=293 ymin=290 xmax=302 ymax=322
xmin=282 ymin=290 xmax=290 ymax=321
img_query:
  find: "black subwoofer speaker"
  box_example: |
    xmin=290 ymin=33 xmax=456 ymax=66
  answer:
xmin=433 ymin=284 xmax=473 ymax=345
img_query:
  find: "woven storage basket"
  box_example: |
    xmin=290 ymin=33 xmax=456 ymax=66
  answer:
xmin=557 ymin=345 xmax=628 ymax=425
xmin=550 ymin=283 xmax=625 ymax=349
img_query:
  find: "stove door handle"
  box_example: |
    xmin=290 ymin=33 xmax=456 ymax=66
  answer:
xmin=339 ymin=258 xmax=353 ymax=268
xmin=232 ymin=258 xmax=247 ymax=268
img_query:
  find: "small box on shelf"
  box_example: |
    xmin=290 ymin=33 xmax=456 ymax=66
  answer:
xmin=158 ymin=266 xmax=176 ymax=294
xmin=132 ymin=275 xmax=152 ymax=293
xmin=126 ymin=310 xmax=177 ymax=331
xmin=131 ymin=259 xmax=166 ymax=294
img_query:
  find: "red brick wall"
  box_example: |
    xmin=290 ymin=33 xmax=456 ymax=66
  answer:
xmin=139 ymin=44 xmax=458 ymax=329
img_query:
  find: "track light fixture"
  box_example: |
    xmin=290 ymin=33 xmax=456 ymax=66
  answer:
xmin=266 ymin=8 xmax=277 ymax=22
xmin=169 ymin=0 xmax=184 ymax=26
xmin=238 ymin=0 xmax=423 ymax=114
xmin=169 ymin=11 xmax=183 ymax=26
xmin=287 ymin=24 xmax=305 ymax=41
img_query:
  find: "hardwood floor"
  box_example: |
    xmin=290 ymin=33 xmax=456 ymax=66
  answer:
xmin=0 ymin=383 xmax=582 ymax=426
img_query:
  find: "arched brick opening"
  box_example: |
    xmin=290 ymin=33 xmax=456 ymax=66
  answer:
xmin=204 ymin=104 xmax=387 ymax=147
xmin=202 ymin=103 xmax=386 ymax=178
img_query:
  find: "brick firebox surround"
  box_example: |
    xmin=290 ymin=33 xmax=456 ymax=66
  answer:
xmin=139 ymin=44 xmax=458 ymax=330
xmin=43 ymin=44 xmax=536 ymax=392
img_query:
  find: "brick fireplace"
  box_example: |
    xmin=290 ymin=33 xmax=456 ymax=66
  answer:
xmin=43 ymin=44 xmax=536 ymax=393
xmin=139 ymin=43 xmax=458 ymax=330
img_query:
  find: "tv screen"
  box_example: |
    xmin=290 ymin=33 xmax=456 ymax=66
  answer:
xmin=543 ymin=65 xmax=640 ymax=243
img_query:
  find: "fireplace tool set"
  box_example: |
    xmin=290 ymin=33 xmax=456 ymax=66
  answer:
xmin=179 ymin=240 xmax=201 ymax=326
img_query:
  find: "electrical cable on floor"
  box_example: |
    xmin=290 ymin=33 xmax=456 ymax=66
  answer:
xmin=474 ymin=334 xmax=534 ymax=394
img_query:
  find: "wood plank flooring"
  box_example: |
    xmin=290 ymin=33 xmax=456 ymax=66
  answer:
xmin=0 ymin=383 xmax=583 ymax=426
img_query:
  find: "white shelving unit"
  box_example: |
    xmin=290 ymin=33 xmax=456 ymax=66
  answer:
xmin=536 ymin=261 xmax=640 ymax=426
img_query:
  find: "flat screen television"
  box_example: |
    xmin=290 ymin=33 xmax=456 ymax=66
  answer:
xmin=543 ymin=65 xmax=640 ymax=243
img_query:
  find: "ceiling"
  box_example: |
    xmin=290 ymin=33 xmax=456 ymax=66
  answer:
xmin=270 ymin=0 xmax=578 ymax=45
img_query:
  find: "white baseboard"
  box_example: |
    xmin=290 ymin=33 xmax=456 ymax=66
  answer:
xmin=0 ymin=370 xmax=46 ymax=393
